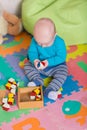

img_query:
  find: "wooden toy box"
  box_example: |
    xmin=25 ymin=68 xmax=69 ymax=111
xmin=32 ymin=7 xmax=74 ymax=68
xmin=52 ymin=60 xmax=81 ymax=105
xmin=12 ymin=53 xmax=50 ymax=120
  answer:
xmin=18 ymin=86 xmax=44 ymax=109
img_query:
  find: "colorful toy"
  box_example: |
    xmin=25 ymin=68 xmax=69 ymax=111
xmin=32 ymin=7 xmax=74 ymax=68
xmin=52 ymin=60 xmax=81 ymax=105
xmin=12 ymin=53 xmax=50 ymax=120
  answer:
xmin=36 ymin=95 xmax=41 ymax=101
xmin=8 ymin=93 xmax=14 ymax=105
xmin=19 ymin=58 xmax=29 ymax=69
xmin=37 ymin=61 xmax=45 ymax=70
xmin=2 ymin=97 xmax=8 ymax=104
xmin=57 ymin=92 xmax=62 ymax=98
xmin=2 ymin=103 xmax=10 ymax=111
xmin=29 ymin=92 xmax=36 ymax=100
xmin=41 ymin=61 xmax=45 ymax=66
xmin=18 ymin=86 xmax=44 ymax=109
xmin=8 ymin=97 xmax=14 ymax=105
xmin=29 ymin=87 xmax=42 ymax=101
xmin=33 ymin=87 xmax=41 ymax=95
xmin=0 ymin=10 xmax=23 ymax=44
xmin=10 ymin=88 xmax=16 ymax=95
xmin=5 ymin=82 xmax=12 ymax=90
xmin=8 ymin=77 xmax=18 ymax=88
xmin=57 ymin=87 xmax=63 ymax=99
xmin=2 ymin=78 xmax=18 ymax=111
xmin=8 ymin=78 xmax=15 ymax=83
xmin=8 ymin=93 xmax=14 ymax=98
xmin=2 ymin=97 xmax=10 ymax=111
xmin=5 ymin=78 xmax=18 ymax=90
xmin=7 ymin=92 xmax=15 ymax=105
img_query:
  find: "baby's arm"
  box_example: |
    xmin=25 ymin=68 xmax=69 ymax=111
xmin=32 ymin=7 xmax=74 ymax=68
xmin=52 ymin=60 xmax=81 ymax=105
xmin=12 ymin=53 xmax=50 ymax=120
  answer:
xmin=28 ymin=38 xmax=39 ymax=64
xmin=46 ymin=40 xmax=67 ymax=67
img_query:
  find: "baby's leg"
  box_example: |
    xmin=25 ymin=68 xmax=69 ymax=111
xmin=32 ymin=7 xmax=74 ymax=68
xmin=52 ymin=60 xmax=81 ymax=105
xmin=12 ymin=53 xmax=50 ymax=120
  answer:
xmin=24 ymin=62 xmax=44 ymax=86
xmin=44 ymin=64 xmax=68 ymax=100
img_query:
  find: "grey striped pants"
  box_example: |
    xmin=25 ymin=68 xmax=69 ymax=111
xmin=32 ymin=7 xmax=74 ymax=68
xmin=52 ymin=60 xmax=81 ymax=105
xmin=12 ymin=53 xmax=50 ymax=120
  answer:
xmin=24 ymin=62 xmax=68 ymax=94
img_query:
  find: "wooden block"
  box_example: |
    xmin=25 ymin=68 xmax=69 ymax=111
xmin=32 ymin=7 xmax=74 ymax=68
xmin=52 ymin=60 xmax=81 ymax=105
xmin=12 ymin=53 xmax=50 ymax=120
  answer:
xmin=10 ymin=88 xmax=16 ymax=95
xmin=11 ymin=84 xmax=16 ymax=89
xmin=8 ymin=97 xmax=14 ymax=105
xmin=2 ymin=97 xmax=8 ymax=104
xmin=18 ymin=86 xmax=44 ymax=109
xmin=8 ymin=93 xmax=14 ymax=98
xmin=29 ymin=92 xmax=36 ymax=100
xmin=5 ymin=82 xmax=11 ymax=90
xmin=8 ymin=78 xmax=15 ymax=83
xmin=2 ymin=103 xmax=10 ymax=111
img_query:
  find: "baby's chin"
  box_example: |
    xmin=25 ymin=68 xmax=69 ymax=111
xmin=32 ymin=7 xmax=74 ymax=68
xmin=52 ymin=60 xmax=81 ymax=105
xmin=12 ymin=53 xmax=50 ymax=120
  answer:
xmin=35 ymin=36 xmax=52 ymax=42
xmin=37 ymin=40 xmax=54 ymax=47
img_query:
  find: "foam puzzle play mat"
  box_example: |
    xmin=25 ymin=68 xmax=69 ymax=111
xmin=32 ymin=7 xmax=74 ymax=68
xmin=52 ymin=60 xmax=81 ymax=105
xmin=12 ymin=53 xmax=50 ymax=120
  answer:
xmin=0 ymin=32 xmax=87 ymax=130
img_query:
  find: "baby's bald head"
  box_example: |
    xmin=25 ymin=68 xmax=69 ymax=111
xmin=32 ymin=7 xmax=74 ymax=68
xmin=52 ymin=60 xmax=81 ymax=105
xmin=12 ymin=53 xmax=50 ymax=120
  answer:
xmin=34 ymin=18 xmax=56 ymax=46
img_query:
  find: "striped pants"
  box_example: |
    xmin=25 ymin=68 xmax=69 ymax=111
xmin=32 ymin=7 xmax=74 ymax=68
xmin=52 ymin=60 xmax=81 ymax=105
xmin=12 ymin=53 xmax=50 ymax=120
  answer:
xmin=24 ymin=62 xmax=68 ymax=95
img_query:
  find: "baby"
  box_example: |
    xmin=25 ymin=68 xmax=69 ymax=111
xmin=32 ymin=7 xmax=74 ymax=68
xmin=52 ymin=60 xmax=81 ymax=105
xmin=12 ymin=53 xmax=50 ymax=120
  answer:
xmin=24 ymin=18 xmax=68 ymax=100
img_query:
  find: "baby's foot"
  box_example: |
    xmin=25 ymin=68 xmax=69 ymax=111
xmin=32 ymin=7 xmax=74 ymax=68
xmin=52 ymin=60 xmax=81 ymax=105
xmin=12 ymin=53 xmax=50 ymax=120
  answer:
xmin=27 ymin=79 xmax=42 ymax=87
xmin=44 ymin=87 xmax=58 ymax=101
xmin=27 ymin=82 xmax=36 ymax=87
xmin=48 ymin=91 xmax=58 ymax=101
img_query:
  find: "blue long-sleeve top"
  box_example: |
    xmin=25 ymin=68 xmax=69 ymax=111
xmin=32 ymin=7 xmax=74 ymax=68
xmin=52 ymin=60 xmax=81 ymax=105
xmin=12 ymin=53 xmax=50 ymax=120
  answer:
xmin=28 ymin=35 xmax=67 ymax=67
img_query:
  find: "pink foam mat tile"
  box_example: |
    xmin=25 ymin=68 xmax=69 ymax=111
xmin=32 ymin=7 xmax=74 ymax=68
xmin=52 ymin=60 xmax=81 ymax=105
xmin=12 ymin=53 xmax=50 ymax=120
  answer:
xmin=67 ymin=53 xmax=87 ymax=87
xmin=1 ymin=106 xmax=58 ymax=130
xmin=47 ymin=90 xmax=87 ymax=130
xmin=1 ymin=90 xmax=87 ymax=130
xmin=67 ymin=45 xmax=78 ymax=53
xmin=45 ymin=91 xmax=87 ymax=125
xmin=67 ymin=44 xmax=87 ymax=62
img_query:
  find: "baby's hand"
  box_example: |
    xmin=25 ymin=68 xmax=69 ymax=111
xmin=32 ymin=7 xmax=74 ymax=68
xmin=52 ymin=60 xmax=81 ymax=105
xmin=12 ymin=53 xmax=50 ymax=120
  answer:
xmin=37 ymin=60 xmax=48 ymax=70
xmin=34 ymin=59 xmax=48 ymax=70
xmin=34 ymin=59 xmax=40 ymax=69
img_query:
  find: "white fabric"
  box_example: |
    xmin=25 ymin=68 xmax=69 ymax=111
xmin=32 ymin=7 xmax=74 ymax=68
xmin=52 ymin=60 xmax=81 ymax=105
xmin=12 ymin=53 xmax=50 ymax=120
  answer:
xmin=0 ymin=0 xmax=22 ymax=16
xmin=0 ymin=16 xmax=8 ymax=35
